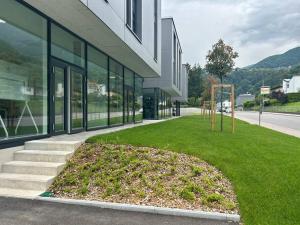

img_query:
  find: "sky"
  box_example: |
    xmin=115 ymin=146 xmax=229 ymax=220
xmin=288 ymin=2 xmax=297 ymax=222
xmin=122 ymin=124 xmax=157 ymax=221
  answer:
xmin=162 ymin=0 xmax=300 ymax=68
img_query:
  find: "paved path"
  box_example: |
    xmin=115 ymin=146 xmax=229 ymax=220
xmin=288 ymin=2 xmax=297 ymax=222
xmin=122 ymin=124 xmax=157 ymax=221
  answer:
xmin=0 ymin=197 xmax=238 ymax=225
xmin=235 ymin=111 xmax=300 ymax=138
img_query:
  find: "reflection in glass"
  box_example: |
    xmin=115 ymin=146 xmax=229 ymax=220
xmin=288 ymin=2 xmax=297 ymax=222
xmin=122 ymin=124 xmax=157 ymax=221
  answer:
xmin=0 ymin=0 xmax=47 ymax=140
xmin=124 ymin=69 xmax=134 ymax=124
xmin=87 ymin=46 xmax=108 ymax=128
xmin=51 ymin=23 xmax=85 ymax=68
xmin=135 ymin=75 xmax=143 ymax=122
xmin=54 ymin=67 xmax=65 ymax=132
xmin=109 ymin=60 xmax=123 ymax=125
xmin=71 ymin=71 xmax=83 ymax=130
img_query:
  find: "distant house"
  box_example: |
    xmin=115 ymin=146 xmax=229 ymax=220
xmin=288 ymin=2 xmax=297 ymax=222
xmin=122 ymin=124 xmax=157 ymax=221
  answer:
xmin=283 ymin=76 xmax=300 ymax=93
xmin=271 ymin=85 xmax=283 ymax=93
xmin=236 ymin=93 xmax=255 ymax=107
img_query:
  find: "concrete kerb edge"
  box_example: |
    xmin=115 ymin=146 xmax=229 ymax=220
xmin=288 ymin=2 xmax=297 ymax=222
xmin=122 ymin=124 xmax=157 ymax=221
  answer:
xmin=35 ymin=197 xmax=240 ymax=222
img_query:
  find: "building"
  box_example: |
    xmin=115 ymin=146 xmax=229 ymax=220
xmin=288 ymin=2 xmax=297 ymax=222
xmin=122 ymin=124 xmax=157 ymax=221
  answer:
xmin=271 ymin=85 xmax=283 ymax=94
xmin=283 ymin=76 xmax=300 ymax=93
xmin=0 ymin=0 xmax=162 ymax=147
xmin=236 ymin=93 xmax=255 ymax=108
xmin=172 ymin=64 xmax=189 ymax=116
xmin=143 ymin=18 xmax=187 ymax=119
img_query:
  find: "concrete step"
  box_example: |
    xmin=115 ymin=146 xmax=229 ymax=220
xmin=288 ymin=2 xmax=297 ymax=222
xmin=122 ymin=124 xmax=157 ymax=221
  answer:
xmin=14 ymin=150 xmax=73 ymax=163
xmin=0 ymin=173 xmax=54 ymax=191
xmin=25 ymin=140 xmax=82 ymax=152
xmin=0 ymin=188 xmax=42 ymax=198
xmin=2 ymin=161 xmax=65 ymax=176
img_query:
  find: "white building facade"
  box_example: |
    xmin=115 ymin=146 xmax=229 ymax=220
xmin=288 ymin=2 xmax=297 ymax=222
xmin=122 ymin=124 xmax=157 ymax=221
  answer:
xmin=143 ymin=18 xmax=188 ymax=119
xmin=283 ymin=76 xmax=300 ymax=94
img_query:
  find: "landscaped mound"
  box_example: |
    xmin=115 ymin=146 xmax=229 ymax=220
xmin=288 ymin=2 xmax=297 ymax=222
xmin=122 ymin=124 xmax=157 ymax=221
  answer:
xmin=50 ymin=144 xmax=238 ymax=214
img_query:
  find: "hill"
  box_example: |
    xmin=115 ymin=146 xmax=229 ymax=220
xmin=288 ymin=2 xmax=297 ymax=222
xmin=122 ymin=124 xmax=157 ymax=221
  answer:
xmin=249 ymin=47 xmax=300 ymax=69
xmin=226 ymin=47 xmax=300 ymax=96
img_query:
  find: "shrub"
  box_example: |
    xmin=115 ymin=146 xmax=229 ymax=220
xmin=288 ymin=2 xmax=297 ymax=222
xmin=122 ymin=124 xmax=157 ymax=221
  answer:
xmin=287 ymin=93 xmax=300 ymax=103
xmin=243 ymin=101 xmax=255 ymax=108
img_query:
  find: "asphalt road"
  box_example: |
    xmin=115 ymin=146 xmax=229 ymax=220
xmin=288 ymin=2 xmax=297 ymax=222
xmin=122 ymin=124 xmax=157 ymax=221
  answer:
xmin=0 ymin=197 xmax=238 ymax=225
xmin=235 ymin=111 xmax=300 ymax=137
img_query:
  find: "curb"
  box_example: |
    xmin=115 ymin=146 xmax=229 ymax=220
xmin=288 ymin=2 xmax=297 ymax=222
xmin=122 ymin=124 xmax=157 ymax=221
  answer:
xmin=36 ymin=197 xmax=240 ymax=222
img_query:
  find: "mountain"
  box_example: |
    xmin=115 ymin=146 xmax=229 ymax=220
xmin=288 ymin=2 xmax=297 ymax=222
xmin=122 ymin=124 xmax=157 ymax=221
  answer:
xmin=249 ymin=47 xmax=300 ymax=69
xmin=226 ymin=47 xmax=300 ymax=96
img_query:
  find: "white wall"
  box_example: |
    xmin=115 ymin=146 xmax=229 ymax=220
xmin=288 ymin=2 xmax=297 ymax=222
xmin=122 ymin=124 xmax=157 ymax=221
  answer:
xmin=144 ymin=18 xmax=183 ymax=97
xmin=283 ymin=76 xmax=300 ymax=93
xmin=24 ymin=0 xmax=161 ymax=78
xmin=81 ymin=0 xmax=161 ymax=77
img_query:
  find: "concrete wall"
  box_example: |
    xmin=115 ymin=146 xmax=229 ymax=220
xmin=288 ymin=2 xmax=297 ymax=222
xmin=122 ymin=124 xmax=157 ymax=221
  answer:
xmin=24 ymin=0 xmax=161 ymax=78
xmin=144 ymin=18 xmax=183 ymax=97
xmin=287 ymin=76 xmax=300 ymax=93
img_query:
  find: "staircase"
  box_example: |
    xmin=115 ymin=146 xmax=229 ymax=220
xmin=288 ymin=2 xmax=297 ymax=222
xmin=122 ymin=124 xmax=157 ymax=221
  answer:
xmin=0 ymin=140 xmax=81 ymax=198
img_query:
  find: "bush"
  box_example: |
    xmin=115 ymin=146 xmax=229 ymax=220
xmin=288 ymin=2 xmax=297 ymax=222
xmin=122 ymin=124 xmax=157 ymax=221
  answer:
xmin=287 ymin=93 xmax=300 ymax=103
xmin=270 ymin=91 xmax=288 ymax=104
xmin=244 ymin=101 xmax=255 ymax=108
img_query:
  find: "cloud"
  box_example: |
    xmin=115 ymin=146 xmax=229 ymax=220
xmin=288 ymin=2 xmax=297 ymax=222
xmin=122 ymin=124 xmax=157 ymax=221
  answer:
xmin=162 ymin=0 xmax=300 ymax=67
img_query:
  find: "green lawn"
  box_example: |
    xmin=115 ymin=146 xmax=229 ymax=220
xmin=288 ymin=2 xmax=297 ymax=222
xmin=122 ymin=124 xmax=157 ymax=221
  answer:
xmin=88 ymin=116 xmax=300 ymax=225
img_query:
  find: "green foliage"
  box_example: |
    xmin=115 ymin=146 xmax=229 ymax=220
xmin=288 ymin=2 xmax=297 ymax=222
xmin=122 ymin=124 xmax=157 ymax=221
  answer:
xmin=205 ymin=39 xmax=238 ymax=81
xmin=188 ymin=64 xmax=205 ymax=99
xmin=180 ymin=189 xmax=196 ymax=201
xmin=206 ymin=193 xmax=224 ymax=203
xmin=250 ymin=47 xmax=300 ymax=69
xmin=243 ymin=101 xmax=255 ymax=108
xmin=287 ymin=93 xmax=300 ymax=103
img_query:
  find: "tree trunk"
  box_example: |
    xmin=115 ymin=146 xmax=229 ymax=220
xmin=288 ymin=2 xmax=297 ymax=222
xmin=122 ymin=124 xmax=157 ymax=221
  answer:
xmin=220 ymin=76 xmax=224 ymax=132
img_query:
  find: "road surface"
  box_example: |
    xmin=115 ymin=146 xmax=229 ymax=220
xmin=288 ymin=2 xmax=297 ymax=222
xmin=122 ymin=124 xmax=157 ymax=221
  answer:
xmin=235 ymin=111 xmax=300 ymax=138
xmin=0 ymin=197 xmax=238 ymax=225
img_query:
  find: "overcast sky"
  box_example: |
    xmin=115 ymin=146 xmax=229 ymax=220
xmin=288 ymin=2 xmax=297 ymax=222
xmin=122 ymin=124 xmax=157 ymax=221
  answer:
xmin=162 ymin=0 xmax=300 ymax=68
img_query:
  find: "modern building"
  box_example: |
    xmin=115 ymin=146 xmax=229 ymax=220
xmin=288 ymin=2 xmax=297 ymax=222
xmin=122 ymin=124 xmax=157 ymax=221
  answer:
xmin=0 ymin=0 xmax=162 ymax=147
xmin=172 ymin=64 xmax=189 ymax=116
xmin=143 ymin=17 xmax=187 ymax=119
xmin=283 ymin=76 xmax=300 ymax=94
xmin=236 ymin=93 xmax=255 ymax=108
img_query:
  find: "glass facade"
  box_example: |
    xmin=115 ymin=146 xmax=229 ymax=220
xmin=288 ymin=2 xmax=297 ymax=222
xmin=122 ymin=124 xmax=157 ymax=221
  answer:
xmin=0 ymin=1 xmax=145 ymax=146
xmin=124 ymin=68 xmax=134 ymax=124
xmin=87 ymin=46 xmax=108 ymax=129
xmin=0 ymin=0 xmax=48 ymax=141
xmin=51 ymin=23 xmax=85 ymax=68
xmin=143 ymin=88 xmax=172 ymax=120
xmin=134 ymin=75 xmax=143 ymax=122
xmin=109 ymin=59 xmax=124 ymax=126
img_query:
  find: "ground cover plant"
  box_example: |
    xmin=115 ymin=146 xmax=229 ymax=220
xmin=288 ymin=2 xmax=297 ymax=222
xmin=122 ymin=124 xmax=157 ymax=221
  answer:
xmin=50 ymin=144 xmax=238 ymax=214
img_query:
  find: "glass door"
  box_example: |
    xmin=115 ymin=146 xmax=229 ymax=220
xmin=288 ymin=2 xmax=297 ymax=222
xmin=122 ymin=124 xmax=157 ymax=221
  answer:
xmin=52 ymin=64 xmax=67 ymax=134
xmin=70 ymin=68 xmax=85 ymax=132
xmin=51 ymin=59 xmax=85 ymax=134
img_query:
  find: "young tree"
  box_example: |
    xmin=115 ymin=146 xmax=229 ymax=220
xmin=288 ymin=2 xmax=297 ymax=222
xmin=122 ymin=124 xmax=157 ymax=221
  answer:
xmin=205 ymin=39 xmax=238 ymax=131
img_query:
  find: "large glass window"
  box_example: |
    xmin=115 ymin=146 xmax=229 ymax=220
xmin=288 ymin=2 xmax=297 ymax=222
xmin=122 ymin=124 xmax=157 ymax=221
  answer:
xmin=126 ymin=0 xmax=143 ymax=40
xmin=109 ymin=59 xmax=123 ymax=126
xmin=124 ymin=68 xmax=134 ymax=124
xmin=134 ymin=75 xmax=143 ymax=122
xmin=0 ymin=0 xmax=48 ymax=141
xmin=51 ymin=23 xmax=85 ymax=68
xmin=143 ymin=88 xmax=158 ymax=120
xmin=87 ymin=46 xmax=108 ymax=129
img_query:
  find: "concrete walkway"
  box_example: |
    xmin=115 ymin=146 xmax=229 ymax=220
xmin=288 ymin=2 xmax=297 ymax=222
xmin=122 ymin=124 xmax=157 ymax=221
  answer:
xmin=45 ymin=119 xmax=172 ymax=142
xmin=0 ymin=197 xmax=238 ymax=225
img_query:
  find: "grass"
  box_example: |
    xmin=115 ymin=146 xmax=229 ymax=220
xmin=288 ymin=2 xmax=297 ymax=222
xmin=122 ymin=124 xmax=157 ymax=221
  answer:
xmin=50 ymin=144 xmax=237 ymax=213
xmin=87 ymin=116 xmax=300 ymax=225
